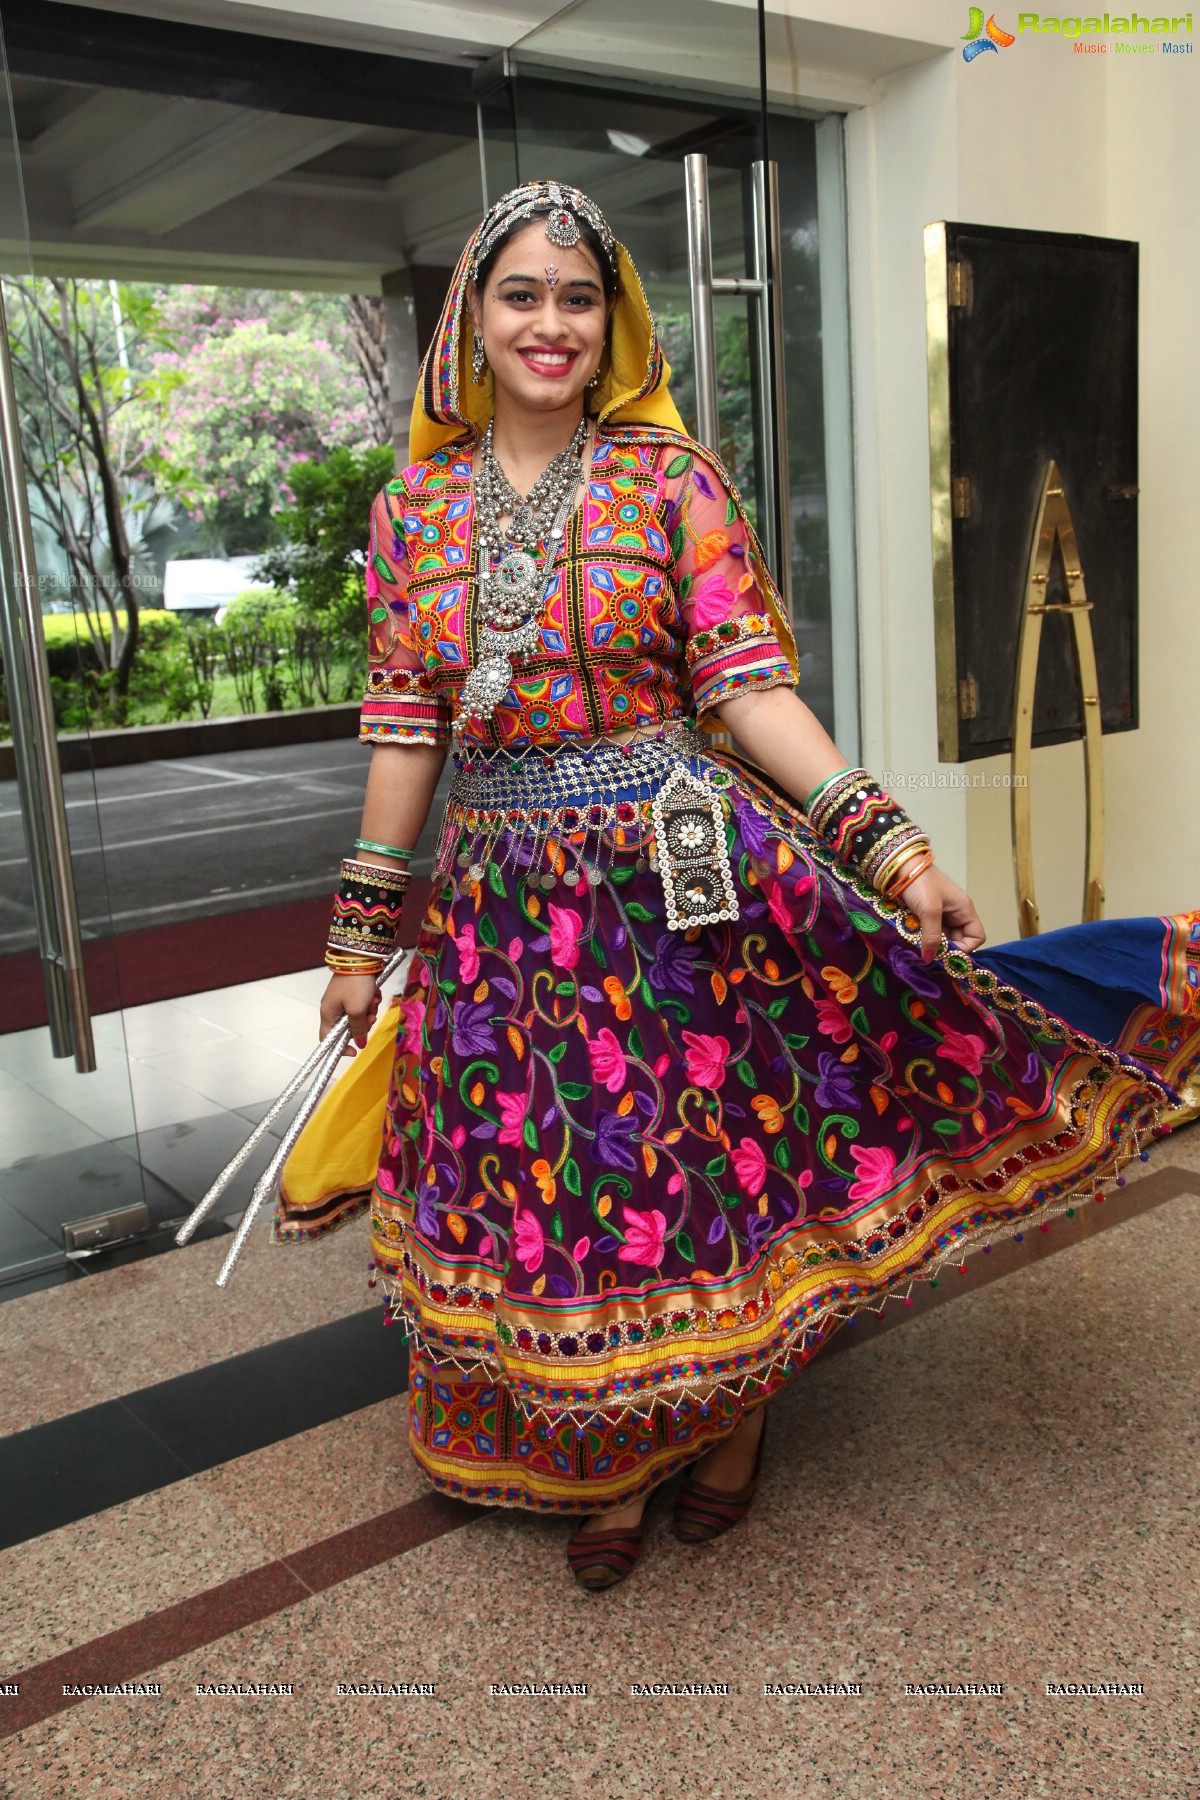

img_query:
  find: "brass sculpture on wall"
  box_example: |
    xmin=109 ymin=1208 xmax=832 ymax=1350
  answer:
xmin=923 ymin=220 xmax=1138 ymax=934
xmin=1011 ymin=462 xmax=1105 ymax=937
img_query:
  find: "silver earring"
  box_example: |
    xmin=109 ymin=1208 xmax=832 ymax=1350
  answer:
xmin=472 ymin=330 xmax=486 ymax=383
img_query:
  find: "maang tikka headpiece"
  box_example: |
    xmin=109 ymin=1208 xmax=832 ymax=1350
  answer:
xmin=469 ymin=181 xmax=617 ymax=280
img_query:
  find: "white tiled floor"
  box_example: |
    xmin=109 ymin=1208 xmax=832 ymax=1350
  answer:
xmin=1 ymin=960 xmax=410 ymax=1160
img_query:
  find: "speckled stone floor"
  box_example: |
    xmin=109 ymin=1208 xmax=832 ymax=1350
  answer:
xmin=1 ymin=1125 xmax=1197 ymax=1800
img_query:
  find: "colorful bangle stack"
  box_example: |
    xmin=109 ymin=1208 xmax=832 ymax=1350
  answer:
xmin=326 ymin=855 xmax=411 ymax=975
xmin=805 ymin=767 xmax=934 ymax=902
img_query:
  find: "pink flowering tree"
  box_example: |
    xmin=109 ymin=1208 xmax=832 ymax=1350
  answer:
xmin=142 ymin=315 xmax=373 ymax=555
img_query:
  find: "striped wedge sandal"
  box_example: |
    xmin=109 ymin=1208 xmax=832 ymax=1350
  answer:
xmin=671 ymin=1407 xmax=769 ymax=1544
xmin=566 ymin=1507 xmax=650 ymax=1592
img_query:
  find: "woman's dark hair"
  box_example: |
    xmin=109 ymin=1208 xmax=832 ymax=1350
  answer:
xmin=474 ymin=211 xmax=619 ymax=303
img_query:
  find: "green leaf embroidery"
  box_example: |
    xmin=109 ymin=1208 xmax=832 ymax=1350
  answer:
xmin=478 ymin=915 xmax=498 ymax=947
xmin=563 ymin=1158 xmax=582 ymax=1196
xmin=793 ymin=1102 xmax=809 ymax=1133
xmin=679 ymin=573 xmax=693 ymax=601
xmin=487 ymin=863 xmax=507 ymax=897
xmin=625 ymin=901 xmax=654 ymax=922
xmin=870 ymin=966 xmax=888 ymax=996
xmin=665 ymin=452 xmax=692 ymax=478
xmin=767 ymin=997 xmax=789 ymax=1019
xmin=850 ymin=1007 xmax=870 ymax=1035
xmin=670 ymin=524 xmax=686 ymax=560
xmin=932 ymin=1118 xmax=961 ymax=1137
xmin=559 ymin=1081 xmax=591 ymax=1101
xmin=369 ymin=605 xmax=388 ymax=625
xmin=774 ymin=1138 xmax=792 ymax=1170
xmin=725 ymin=497 xmax=737 ymax=524
xmin=628 ymin=1025 xmax=645 ymax=1060
xmin=548 ymin=1041 xmax=568 ymax=1065
xmin=784 ymin=1032 xmax=810 ymax=1051
xmin=704 ymin=1153 xmax=727 ymax=1178
xmin=675 ymin=1230 xmax=696 ymax=1263
xmin=847 ymin=910 xmax=882 ymax=933
xmin=550 ymin=1209 xmax=564 ymax=1242
xmin=737 ymin=1058 xmax=757 ymax=1087
xmin=522 ymin=1117 xmax=539 ymax=1150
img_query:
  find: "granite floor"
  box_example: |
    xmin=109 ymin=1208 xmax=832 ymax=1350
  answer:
xmin=0 ymin=1018 xmax=1196 ymax=1796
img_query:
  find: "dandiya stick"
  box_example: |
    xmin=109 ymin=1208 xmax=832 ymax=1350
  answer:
xmin=173 ymin=947 xmax=410 ymax=1281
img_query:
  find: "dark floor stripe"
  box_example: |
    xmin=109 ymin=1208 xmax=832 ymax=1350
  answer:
xmin=0 ymin=1308 xmax=408 ymax=1551
xmin=0 ymin=1490 xmax=481 ymax=1740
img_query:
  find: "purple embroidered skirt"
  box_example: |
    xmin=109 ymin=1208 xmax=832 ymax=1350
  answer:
xmin=359 ymin=734 xmax=1197 ymax=1514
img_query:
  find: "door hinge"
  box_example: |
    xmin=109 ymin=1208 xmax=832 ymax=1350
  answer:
xmin=958 ymin=674 xmax=979 ymax=720
xmin=947 ymin=259 xmax=970 ymax=308
xmin=951 ymin=475 xmax=971 ymax=518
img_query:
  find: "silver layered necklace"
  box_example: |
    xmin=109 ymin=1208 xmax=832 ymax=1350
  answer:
xmin=460 ymin=415 xmax=588 ymax=722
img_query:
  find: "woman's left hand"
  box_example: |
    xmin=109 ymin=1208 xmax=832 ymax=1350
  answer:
xmin=898 ymin=866 xmax=986 ymax=963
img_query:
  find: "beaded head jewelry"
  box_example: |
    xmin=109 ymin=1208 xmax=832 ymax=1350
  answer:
xmin=468 ymin=180 xmax=618 ymax=281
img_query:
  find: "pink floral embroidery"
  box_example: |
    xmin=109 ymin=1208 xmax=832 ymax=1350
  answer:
xmin=496 ymin=1090 xmax=527 ymax=1148
xmin=814 ymin=997 xmax=853 ymax=1044
xmin=456 ymin=923 xmax=479 ymax=983
xmin=547 ymin=904 xmax=583 ymax=970
xmin=365 ymin=557 xmax=380 ymax=600
xmin=692 ymin=575 xmax=737 ymax=630
xmin=766 ymin=884 xmax=795 ymax=934
xmin=588 ymin=1026 xmax=627 ymax=1095
xmin=513 ymin=1210 xmax=544 ymax=1273
xmin=848 ymin=1144 xmax=897 ymax=1202
xmin=681 ymin=1029 xmax=731 ymax=1089
xmin=618 ymin=1206 xmax=667 ymax=1266
xmin=398 ymin=996 xmax=425 ymax=1052
xmin=731 ymin=1136 xmax=767 ymax=1195
xmin=936 ymin=1026 xmax=987 ymax=1077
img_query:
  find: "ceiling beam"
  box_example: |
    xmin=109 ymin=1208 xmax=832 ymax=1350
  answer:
xmin=0 ymin=0 xmax=478 ymax=139
xmin=70 ymin=99 xmax=360 ymax=231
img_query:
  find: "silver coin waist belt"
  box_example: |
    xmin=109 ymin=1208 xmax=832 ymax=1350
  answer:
xmin=431 ymin=724 xmax=741 ymax=931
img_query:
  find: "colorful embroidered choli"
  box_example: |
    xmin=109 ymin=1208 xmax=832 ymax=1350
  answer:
xmin=358 ymin=431 xmax=794 ymax=752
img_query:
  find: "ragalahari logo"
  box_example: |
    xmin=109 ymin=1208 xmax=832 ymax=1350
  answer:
xmin=962 ymin=8 xmax=1017 ymax=58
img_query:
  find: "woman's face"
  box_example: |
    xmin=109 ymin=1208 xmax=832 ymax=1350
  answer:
xmin=471 ymin=220 xmax=610 ymax=419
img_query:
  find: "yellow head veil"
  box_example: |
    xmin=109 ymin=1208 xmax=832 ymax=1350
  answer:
xmin=407 ymin=179 xmax=798 ymax=678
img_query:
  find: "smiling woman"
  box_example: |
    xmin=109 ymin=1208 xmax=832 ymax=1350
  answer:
xmin=274 ymin=179 xmax=1200 ymax=1599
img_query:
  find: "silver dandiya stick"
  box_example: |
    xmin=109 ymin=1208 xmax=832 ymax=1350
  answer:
xmin=174 ymin=948 xmax=410 ymax=1281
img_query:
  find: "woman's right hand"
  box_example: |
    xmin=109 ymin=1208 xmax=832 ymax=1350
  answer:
xmin=319 ymin=973 xmax=382 ymax=1058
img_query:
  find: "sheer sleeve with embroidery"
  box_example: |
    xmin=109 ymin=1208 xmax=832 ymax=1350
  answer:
xmin=359 ymin=483 xmax=452 ymax=747
xmin=660 ymin=445 xmax=796 ymax=717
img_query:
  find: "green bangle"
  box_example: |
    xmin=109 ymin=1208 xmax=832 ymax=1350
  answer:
xmin=804 ymin=767 xmax=852 ymax=811
xmin=354 ymin=837 xmax=414 ymax=860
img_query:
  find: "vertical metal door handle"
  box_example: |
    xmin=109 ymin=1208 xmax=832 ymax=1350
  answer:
xmin=682 ymin=154 xmax=793 ymax=617
xmin=684 ymin=153 xmax=721 ymax=453
xmin=0 ymin=284 xmax=96 ymax=1071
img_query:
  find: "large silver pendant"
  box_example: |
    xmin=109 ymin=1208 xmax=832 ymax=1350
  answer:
xmin=460 ymin=616 xmax=541 ymax=721
xmin=650 ymin=766 xmax=739 ymax=931
xmin=491 ymin=549 xmax=538 ymax=612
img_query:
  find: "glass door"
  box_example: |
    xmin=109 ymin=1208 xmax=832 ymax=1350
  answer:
xmin=0 ymin=23 xmax=154 ymax=1294
xmin=478 ymin=0 xmax=855 ymax=744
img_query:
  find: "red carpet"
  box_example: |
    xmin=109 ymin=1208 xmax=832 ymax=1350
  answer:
xmin=1 ymin=881 xmax=433 ymax=1032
